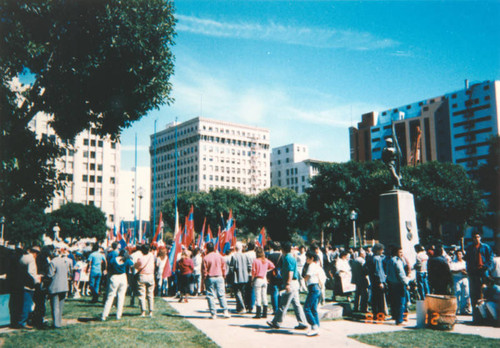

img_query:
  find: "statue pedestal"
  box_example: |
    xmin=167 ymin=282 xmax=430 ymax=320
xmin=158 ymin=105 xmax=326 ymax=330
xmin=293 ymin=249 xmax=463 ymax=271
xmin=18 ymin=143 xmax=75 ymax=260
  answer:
xmin=379 ymin=189 xmax=419 ymax=266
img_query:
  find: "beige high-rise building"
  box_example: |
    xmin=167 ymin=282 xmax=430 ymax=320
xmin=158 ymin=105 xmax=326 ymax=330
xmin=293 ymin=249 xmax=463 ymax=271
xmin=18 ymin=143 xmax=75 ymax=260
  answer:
xmin=29 ymin=112 xmax=120 ymax=227
xmin=150 ymin=117 xmax=270 ymax=223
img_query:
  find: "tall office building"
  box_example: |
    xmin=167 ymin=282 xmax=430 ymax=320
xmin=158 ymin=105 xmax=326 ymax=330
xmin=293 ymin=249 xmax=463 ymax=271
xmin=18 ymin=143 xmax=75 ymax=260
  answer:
xmin=29 ymin=112 xmax=121 ymax=227
xmin=270 ymin=144 xmax=325 ymax=194
xmin=350 ymin=80 xmax=499 ymax=173
xmin=150 ymin=117 xmax=270 ymax=223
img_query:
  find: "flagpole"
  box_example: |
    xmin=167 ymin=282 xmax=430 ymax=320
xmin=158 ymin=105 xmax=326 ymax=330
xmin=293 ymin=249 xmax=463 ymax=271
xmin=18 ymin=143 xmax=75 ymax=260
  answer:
xmin=174 ymin=117 xmax=178 ymax=224
xmin=153 ymin=120 xmax=157 ymax=240
xmin=134 ymin=132 xmax=138 ymax=244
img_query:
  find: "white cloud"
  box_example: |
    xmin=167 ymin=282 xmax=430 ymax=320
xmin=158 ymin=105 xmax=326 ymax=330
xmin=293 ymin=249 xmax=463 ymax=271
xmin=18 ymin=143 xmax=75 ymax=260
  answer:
xmin=176 ymin=14 xmax=399 ymax=51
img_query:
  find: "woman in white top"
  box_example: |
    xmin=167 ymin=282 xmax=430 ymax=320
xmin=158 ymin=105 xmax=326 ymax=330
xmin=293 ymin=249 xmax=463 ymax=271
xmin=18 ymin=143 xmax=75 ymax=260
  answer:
xmin=449 ymin=250 xmax=470 ymax=314
xmin=303 ymin=251 xmax=326 ymax=337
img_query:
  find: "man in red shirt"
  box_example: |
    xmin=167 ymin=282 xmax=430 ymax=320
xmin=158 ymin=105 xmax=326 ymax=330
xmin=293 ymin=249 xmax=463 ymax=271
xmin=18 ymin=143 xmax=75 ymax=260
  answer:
xmin=202 ymin=242 xmax=230 ymax=319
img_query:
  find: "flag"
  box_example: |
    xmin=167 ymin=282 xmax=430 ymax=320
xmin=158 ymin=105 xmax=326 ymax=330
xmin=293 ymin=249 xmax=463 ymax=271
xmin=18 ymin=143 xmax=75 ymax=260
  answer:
xmin=197 ymin=218 xmax=206 ymax=249
xmin=185 ymin=205 xmax=195 ymax=247
xmin=257 ymin=227 xmax=266 ymax=248
xmin=162 ymin=254 xmax=172 ymax=279
xmin=117 ymin=221 xmax=127 ymax=249
xmin=168 ymin=217 xmax=182 ymax=272
xmin=215 ymin=226 xmax=221 ymax=252
xmin=206 ymin=225 xmax=213 ymax=243
xmin=152 ymin=211 xmax=164 ymax=244
xmin=222 ymin=210 xmax=236 ymax=254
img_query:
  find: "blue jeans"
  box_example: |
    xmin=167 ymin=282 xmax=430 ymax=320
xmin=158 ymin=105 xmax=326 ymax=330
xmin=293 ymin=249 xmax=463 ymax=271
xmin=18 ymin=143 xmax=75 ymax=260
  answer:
xmin=416 ymin=272 xmax=429 ymax=300
xmin=388 ymin=282 xmax=405 ymax=324
xmin=19 ymin=289 xmax=34 ymax=327
xmin=89 ymin=273 xmax=102 ymax=300
xmin=205 ymin=276 xmax=228 ymax=316
xmin=304 ymin=284 xmax=321 ymax=329
xmin=269 ymin=283 xmax=280 ymax=314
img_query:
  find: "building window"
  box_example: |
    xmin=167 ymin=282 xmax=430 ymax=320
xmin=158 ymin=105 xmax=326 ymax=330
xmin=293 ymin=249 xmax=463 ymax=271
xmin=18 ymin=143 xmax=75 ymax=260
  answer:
xmin=90 ymin=163 xmax=95 ymax=170
xmin=82 ymin=175 xmax=88 ymax=182
xmin=90 ymin=151 xmax=96 ymax=158
xmin=89 ymin=188 xmax=95 ymax=195
xmin=83 ymin=139 xmax=89 ymax=145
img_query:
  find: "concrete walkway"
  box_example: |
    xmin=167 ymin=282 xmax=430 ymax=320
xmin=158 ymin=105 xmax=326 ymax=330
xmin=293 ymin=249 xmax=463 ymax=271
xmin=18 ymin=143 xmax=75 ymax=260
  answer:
xmin=166 ymin=297 xmax=500 ymax=348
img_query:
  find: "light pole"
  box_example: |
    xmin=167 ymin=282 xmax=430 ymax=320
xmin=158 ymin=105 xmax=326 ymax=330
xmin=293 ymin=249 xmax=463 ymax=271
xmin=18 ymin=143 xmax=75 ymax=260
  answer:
xmin=138 ymin=187 xmax=144 ymax=242
xmin=53 ymin=223 xmax=61 ymax=242
xmin=0 ymin=216 xmax=5 ymax=244
xmin=350 ymin=210 xmax=358 ymax=248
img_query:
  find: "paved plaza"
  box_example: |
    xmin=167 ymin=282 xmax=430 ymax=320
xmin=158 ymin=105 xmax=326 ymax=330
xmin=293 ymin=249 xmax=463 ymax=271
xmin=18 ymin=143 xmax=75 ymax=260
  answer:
xmin=166 ymin=297 xmax=500 ymax=348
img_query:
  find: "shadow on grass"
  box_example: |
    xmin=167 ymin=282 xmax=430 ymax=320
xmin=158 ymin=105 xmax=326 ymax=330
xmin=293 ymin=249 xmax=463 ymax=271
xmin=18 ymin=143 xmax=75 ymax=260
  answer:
xmin=162 ymin=313 xmax=210 ymax=320
xmin=77 ymin=317 xmax=100 ymax=323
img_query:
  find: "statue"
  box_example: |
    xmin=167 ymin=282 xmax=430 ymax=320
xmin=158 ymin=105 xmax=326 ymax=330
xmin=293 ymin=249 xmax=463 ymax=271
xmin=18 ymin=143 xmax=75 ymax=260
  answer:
xmin=382 ymin=135 xmax=402 ymax=189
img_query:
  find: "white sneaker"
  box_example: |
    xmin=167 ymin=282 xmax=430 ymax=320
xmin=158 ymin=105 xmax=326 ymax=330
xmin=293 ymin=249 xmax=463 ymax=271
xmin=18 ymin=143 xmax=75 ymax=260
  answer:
xmin=210 ymin=314 xmax=217 ymax=319
xmin=223 ymin=310 xmax=231 ymax=318
xmin=149 ymin=312 xmax=154 ymax=318
xmin=307 ymin=329 xmax=319 ymax=337
xmin=140 ymin=312 xmax=146 ymax=317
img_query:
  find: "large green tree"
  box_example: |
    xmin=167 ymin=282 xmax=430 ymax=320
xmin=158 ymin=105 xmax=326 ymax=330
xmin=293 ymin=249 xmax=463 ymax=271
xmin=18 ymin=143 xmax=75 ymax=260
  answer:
xmin=49 ymin=202 xmax=107 ymax=241
xmin=307 ymin=161 xmax=390 ymax=245
xmin=0 ymin=0 xmax=176 ymax=221
xmin=403 ymin=161 xmax=485 ymax=242
xmin=249 ymin=187 xmax=308 ymax=242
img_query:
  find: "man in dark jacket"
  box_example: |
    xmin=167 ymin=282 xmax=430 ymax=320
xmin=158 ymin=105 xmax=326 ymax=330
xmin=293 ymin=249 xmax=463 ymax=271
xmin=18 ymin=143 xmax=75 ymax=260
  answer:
xmin=427 ymin=245 xmax=453 ymax=295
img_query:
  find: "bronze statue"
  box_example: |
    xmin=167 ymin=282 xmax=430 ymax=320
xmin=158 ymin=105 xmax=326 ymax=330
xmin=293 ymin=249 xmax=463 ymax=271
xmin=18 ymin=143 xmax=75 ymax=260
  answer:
xmin=382 ymin=135 xmax=402 ymax=189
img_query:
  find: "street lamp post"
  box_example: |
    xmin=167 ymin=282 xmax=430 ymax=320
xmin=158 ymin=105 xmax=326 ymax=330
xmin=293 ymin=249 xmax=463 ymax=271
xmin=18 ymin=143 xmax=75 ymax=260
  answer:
xmin=0 ymin=216 xmax=5 ymax=244
xmin=138 ymin=187 xmax=144 ymax=242
xmin=350 ymin=210 xmax=358 ymax=248
xmin=53 ymin=223 xmax=61 ymax=242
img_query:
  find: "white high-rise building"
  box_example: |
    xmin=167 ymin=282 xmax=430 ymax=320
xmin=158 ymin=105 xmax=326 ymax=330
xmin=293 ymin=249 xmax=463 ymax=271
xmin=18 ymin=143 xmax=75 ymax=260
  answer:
xmin=271 ymin=144 xmax=325 ymax=194
xmin=150 ymin=117 xmax=270 ymax=223
xmin=118 ymin=166 xmax=151 ymax=223
xmin=29 ymin=112 xmax=120 ymax=227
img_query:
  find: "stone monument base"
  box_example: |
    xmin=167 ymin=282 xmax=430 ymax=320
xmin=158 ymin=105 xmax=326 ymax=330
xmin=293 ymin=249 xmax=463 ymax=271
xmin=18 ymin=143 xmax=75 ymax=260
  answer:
xmin=379 ymin=189 xmax=419 ymax=265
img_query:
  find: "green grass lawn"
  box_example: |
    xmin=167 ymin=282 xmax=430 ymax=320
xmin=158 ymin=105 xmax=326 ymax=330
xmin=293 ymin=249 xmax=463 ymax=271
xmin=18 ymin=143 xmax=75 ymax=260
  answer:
xmin=350 ymin=330 xmax=499 ymax=348
xmin=0 ymin=297 xmax=218 ymax=348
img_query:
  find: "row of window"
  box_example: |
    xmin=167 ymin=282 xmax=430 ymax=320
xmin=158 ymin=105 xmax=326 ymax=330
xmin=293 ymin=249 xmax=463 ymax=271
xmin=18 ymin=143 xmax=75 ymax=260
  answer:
xmin=82 ymin=175 xmax=116 ymax=184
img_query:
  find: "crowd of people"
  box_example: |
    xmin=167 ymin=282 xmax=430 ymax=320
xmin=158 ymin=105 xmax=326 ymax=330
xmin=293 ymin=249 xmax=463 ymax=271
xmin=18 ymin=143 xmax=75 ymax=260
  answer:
xmin=1 ymin=231 xmax=499 ymax=334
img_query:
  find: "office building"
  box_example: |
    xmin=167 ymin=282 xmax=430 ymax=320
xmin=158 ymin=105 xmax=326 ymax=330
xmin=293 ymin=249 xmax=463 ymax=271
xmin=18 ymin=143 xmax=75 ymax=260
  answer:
xmin=118 ymin=166 xmax=151 ymax=223
xmin=350 ymin=80 xmax=499 ymax=173
xmin=150 ymin=117 xmax=270 ymax=223
xmin=29 ymin=112 xmax=121 ymax=227
xmin=270 ymin=144 xmax=325 ymax=194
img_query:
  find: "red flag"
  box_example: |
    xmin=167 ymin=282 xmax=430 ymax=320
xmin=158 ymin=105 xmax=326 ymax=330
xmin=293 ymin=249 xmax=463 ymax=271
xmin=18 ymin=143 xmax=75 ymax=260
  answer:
xmin=162 ymin=255 xmax=172 ymax=279
xmin=152 ymin=211 xmax=163 ymax=244
xmin=185 ymin=205 xmax=195 ymax=246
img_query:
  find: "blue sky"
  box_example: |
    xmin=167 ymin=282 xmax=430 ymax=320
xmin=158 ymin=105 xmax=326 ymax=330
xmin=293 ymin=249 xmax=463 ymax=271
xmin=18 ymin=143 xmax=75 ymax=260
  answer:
xmin=120 ymin=0 xmax=500 ymax=170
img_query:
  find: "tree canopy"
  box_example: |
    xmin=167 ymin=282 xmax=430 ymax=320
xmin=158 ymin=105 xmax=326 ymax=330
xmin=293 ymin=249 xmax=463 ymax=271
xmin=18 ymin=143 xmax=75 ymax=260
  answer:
xmin=0 ymin=0 xmax=176 ymax=216
xmin=49 ymin=202 xmax=108 ymax=241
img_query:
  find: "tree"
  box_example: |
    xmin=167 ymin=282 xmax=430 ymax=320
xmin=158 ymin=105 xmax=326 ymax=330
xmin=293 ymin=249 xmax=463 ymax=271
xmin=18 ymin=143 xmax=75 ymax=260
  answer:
xmin=473 ymin=136 xmax=499 ymax=231
xmin=0 ymin=0 xmax=176 ymax=215
xmin=3 ymin=199 xmax=48 ymax=244
xmin=403 ymin=161 xmax=485 ymax=242
xmin=49 ymin=202 xmax=107 ymax=241
xmin=249 ymin=187 xmax=308 ymax=242
xmin=307 ymin=161 xmax=390 ymax=245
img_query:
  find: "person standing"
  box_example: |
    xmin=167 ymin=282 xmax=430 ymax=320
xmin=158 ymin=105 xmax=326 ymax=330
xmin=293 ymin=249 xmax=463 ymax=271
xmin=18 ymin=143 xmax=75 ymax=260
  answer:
xmin=366 ymin=243 xmax=387 ymax=317
xmin=13 ymin=245 xmax=41 ymax=329
xmin=202 ymin=242 xmax=230 ymax=319
xmin=134 ymin=244 xmax=156 ymax=317
xmin=450 ymin=250 xmax=471 ymax=314
xmin=230 ymin=242 xmax=250 ymax=313
xmin=303 ymin=252 xmax=326 ymax=337
xmin=251 ymin=247 xmax=274 ymax=319
xmin=385 ymin=247 xmax=409 ymax=325
xmin=33 ymin=245 xmax=53 ymax=329
xmin=267 ymin=241 xmax=308 ymax=330
xmin=465 ymin=232 xmax=493 ymax=307
xmin=351 ymin=248 xmax=369 ymax=313
xmin=192 ymin=248 xmax=203 ymax=296
xmin=414 ymin=244 xmax=430 ymax=300
xmin=87 ymin=244 xmax=107 ymax=303
xmin=244 ymin=241 xmax=257 ymax=312
xmin=101 ymin=249 xmax=134 ymax=321
xmin=296 ymin=245 xmax=307 ymax=293
xmin=267 ymin=242 xmax=282 ymax=315
xmin=177 ymin=250 xmax=194 ymax=303
xmin=428 ymin=245 xmax=453 ymax=295
xmin=47 ymin=248 xmax=71 ymax=328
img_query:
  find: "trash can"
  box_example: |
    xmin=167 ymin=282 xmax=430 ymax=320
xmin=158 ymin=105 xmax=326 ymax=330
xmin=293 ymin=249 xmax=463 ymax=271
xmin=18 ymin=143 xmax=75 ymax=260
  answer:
xmin=425 ymin=294 xmax=457 ymax=330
